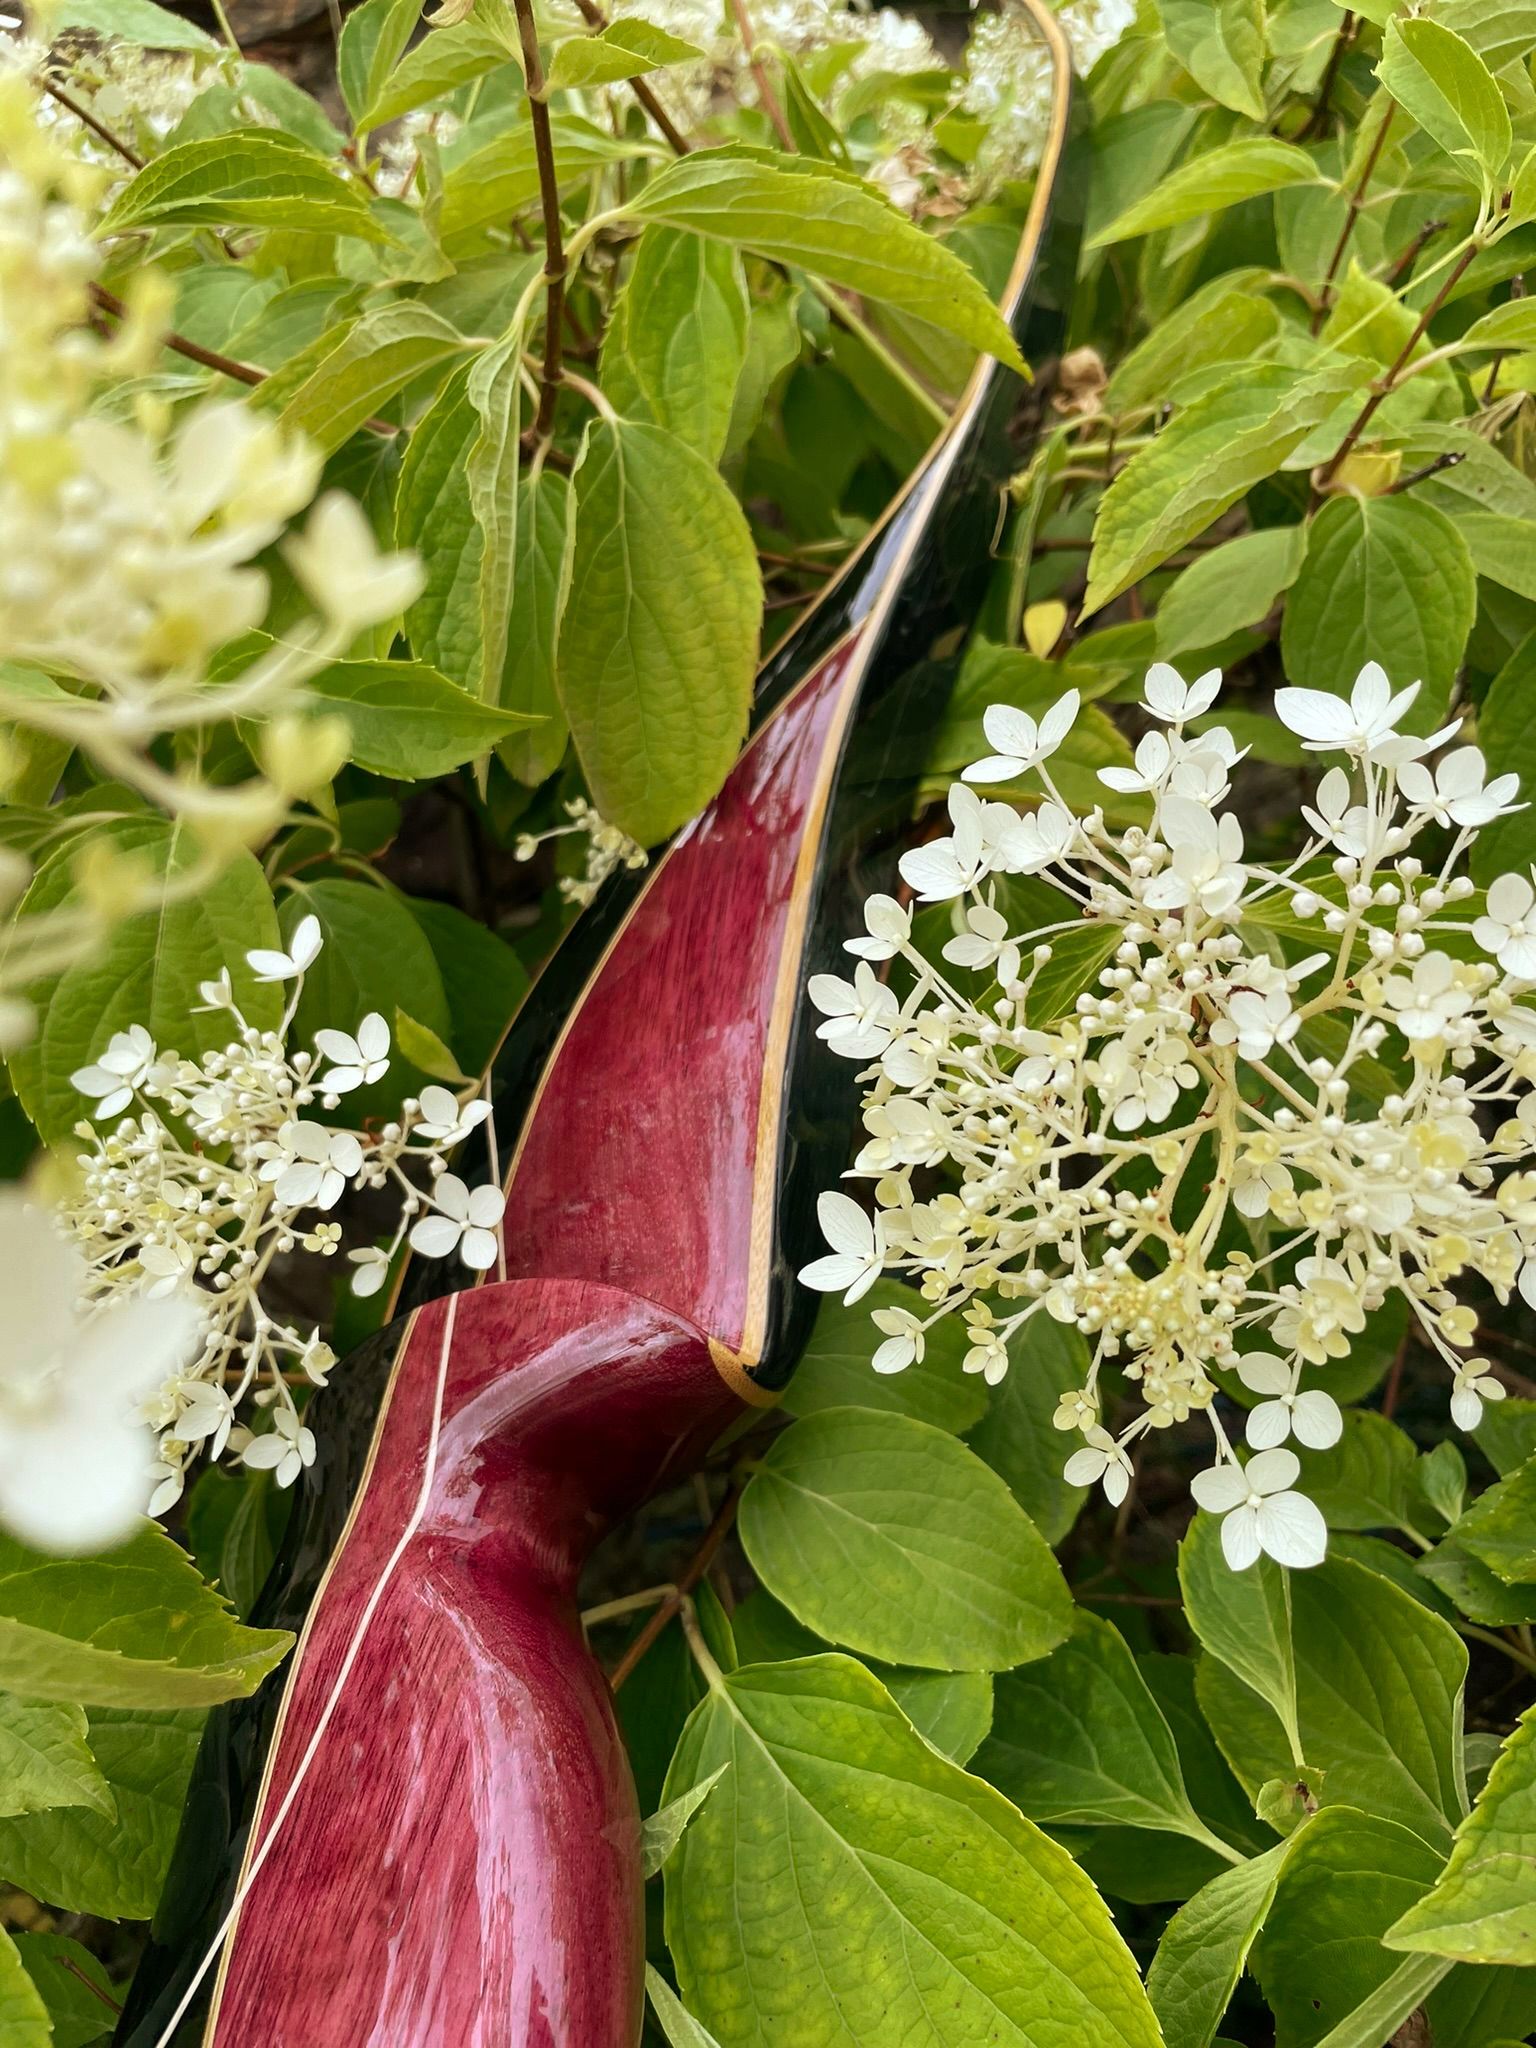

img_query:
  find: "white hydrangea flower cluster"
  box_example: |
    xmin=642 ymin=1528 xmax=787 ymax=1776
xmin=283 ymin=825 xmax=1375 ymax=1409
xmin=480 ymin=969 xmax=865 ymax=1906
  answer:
xmin=515 ymin=795 xmax=649 ymax=906
xmin=801 ymin=658 xmax=1534 ymax=1572
xmin=60 ymin=914 xmax=505 ymax=1514
xmin=963 ymin=0 xmax=1136 ymax=186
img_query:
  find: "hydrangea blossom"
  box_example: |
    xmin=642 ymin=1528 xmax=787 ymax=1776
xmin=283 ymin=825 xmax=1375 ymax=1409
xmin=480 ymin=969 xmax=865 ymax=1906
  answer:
xmin=60 ymin=915 xmax=504 ymax=1513
xmin=801 ymin=657 xmax=1532 ymax=1569
xmin=515 ymin=795 xmax=649 ymax=906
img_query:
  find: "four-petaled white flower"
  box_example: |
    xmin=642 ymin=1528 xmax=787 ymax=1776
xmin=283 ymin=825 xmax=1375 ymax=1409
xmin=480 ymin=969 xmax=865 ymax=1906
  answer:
xmin=1190 ymin=1449 xmax=1328 ymax=1570
xmin=242 ymin=1406 xmax=317 ymax=1489
xmin=1100 ymin=729 xmax=1172 ymax=795
xmin=943 ymin=902 xmax=1021 ymax=987
xmin=348 ymin=1245 xmax=392 ymax=1298
xmin=799 ymin=1191 xmax=884 ymax=1303
xmin=1063 ymin=1425 xmax=1133 ymax=1506
xmin=963 ymin=690 xmax=1080 ymax=784
xmin=1301 ymin=765 xmax=1371 ymax=857
xmin=0 ymin=1196 xmax=202 ymax=1553
xmin=808 ymin=961 xmax=901 ymax=1059
xmin=898 ymin=783 xmax=996 ymax=901
xmin=1450 ymin=1365 xmax=1506 ymax=1432
xmin=1381 ymin=952 xmax=1475 ymax=1044
xmin=871 ymin=1304 xmax=925 ymax=1374
xmin=261 ymin=1121 xmax=364 ymax=1211
xmin=1398 ymin=747 xmax=1521 ymax=829
xmin=71 ymin=1024 xmax=156 ymax=1119
xmin=408 ymin=1174 xmax=506 ymax=1271
xmin=1276 ymin=661 xmax=1419 ymax=756
xmin=1142 ymin=798 xmax=1246 ymax=917
xmin=1237 ymin=1353 xmax=1343 ymax=1451
xmin=247 ymin=914 xmax=323 ymax=984
xmin=845 ymin=894 xmax=911 ymax=961
xmin=315 ymin=1012 xmax=391 ymax=1093
xmin=1474 ymin=872 xmax=1536 ymax=980
xmin=1210 ymin=987 xmax=1298 ymax=1063
xmin=1004 ymin=800 xmax=1077 ymax=874
xmin=412 ymin=1086 xmax=491 ymax=1145
xmin=1143 ymin=662 xmax=1221 ymax=725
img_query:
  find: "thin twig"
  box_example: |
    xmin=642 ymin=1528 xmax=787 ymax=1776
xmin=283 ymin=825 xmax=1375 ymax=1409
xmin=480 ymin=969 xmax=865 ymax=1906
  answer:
xmin=512 ymin=0 xmax=569 ymax=441
xmin=1387 ymin=449 xmax=1465 ymax=495
xmin=57 ymin=1958 xmax=121 ymax=2016
xmin=1315 ymin=239 xmax=1481 ymax=491
xmin=1301 ymin=9 xmax=1355 ymax=143
xmin=1312 ymin=103 xmax=1393 ymax=333
xmin=43 ymin=77 xmax=144 ymax=167
xmin=609 ymin=1480 xmax=745 ymax=1691
xmin=727 ymin=0 xmax=795 ymax=151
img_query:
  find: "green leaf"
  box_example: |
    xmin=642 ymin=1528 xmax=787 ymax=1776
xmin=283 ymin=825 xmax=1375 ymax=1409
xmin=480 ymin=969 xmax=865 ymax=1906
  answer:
xmin=462 ymin=327 xmax=525 ymax=703
xmin=1160 ymin=0 xmax=1266 ymax=119
xmin=1469 ymin=632 xmax=1536 ymax=881
xmin=1147 ymin=1838 xmax=1294 ymax=2048
xmin=0 ymin=1706 xmax=202 ymax=1919
xmin=9 ymin=1933 xmax=118 ymax=2048
xmin=1156 ymin=525 xmax=1306 ymax=659
xmin=439 ymin=117 xmax=648 ymax=251
xmin=394 ymin=1010 xmax=469 ymax=1083
xmin=546 ymin=17 xmax=703 ymax=88
xmin=1253 ymin=1805 xmax=1450 ymax=2047
xmin=1279 ymin=494 xmax=1476 ymax=734
xmin=184 ymin=1464 xmax=289 ymax=1621
xmin=1083 ymin=359 xmax=1365 ymax=612
xmin=627 ymin=149 xmax=1024 ymax=370
xmin=407 ymin=895 xmax=528 ymax=1075
xmin=1418 ymin=1539 xmax=1536 ymax=1627
xmin=0 ymin=1930 xmax=50 ymax=2048
xmin=1387 ymin=1700 xmax=1536 ymax=1965
xmin=1026 ymin=921 xmax=1123 ymax=1023
xmin=1089 ymin=139 xmax=1321 ymax=247
xmin=98 ymin=132 xmax=389 ymax=241
xmin=267 ymin=304 xmax=473 ymax=453
xmin=964 ymin=1312 xmax=1090 ymax=1544
xmin=361 ymin=17 xmax=512 ymax=127
xmin=499 ymin=466 xmax=572 ymax=782
xmin=0 ymin=1695 xmax=112 ymax=1820
xmin=1180 ymin=1512 xmax=1304 ymax=1765
xmin=663 ymin=1654 xmax=1164 ymax=2048
xmin=1378 ymin=17 xmax=1511 ymax=184
xmin=1106 ymin=269 xmax=1277 ymax=410
xmin=1394 ymin=425 xmax=1536 ymax=606
xmin=1456 ymin=299 xmax=1536 ymax=354
xmin=1294 ymin=1409 xmax=1417 ymax=1533
xmin=641 ymin=1764 xmax=728 ymax=1878
xmin=1454 ymin=1454 xmax=1536 ymax=1584
xmin=339 ymin=0 xmax=423 ymax=125
xmin=601 ymin=228 xmax=750 ymax=463
xmin=556 ymin=417 xmax=760 ymax=844
xmin=784 ymin=1282 xmax=988 ymax=1434
xmin=6 ymin=817 xmax=280 ymax=1143
xmin=647 ymin=1967 xmax=725 ymax=2048
xmin=1434 ymin=0 xmax=1536 ymax=74
xmin=303 ymin=655 xmax=531 ymax=775
xmin=976 ymin=1612 xmax=1231 ymax=1854
xmin=0 ymin=1524 xmax=290 ymax=1710
xmin=738 ymin=1408 xmax=1072 ymax=1672
xmin=53 ymin=0 xmax=218 ymax=47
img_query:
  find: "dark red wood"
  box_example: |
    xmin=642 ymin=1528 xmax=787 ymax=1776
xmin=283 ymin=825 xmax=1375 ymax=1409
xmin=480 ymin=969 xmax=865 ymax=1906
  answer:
xmin=202 ymin=1284 xmax=736 ymax=2048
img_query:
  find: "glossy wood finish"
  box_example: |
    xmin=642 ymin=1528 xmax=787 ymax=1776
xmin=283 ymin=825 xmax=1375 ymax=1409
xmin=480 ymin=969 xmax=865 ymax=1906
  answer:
xmin=117 ymin=14 xmax=1083 ymax=2041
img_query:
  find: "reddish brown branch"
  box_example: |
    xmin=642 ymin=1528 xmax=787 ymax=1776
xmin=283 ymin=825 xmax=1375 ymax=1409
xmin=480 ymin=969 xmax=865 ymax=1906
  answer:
xmin=569 ymin=0 xmax=692 ymax=154
xmin=512 ymin=0 xmax=569 ymax=441
xmin=608 ymin=1479 xmax=746 ymax=1691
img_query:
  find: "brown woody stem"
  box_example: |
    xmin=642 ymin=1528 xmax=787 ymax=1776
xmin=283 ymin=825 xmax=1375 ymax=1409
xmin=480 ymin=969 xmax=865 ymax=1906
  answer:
xmin=1312 ymin=103 xmax=1393 ymax=333
xmin=512 ymin=0 xmax=569 ymax=440
xmin=608 ymin=1479 xmax=746 ymax=1691
xmin=43 ymin=78 xmax=144 ymax=167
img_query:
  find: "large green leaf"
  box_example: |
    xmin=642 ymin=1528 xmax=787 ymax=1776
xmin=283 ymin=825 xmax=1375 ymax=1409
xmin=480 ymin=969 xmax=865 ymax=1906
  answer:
xmin=1180 ymin=1512 xmax=1304 ymax=1765
xmin=1471 ymin=632 xmax=1536 ymax=880
xmin=1378 ymin=17 xmax=1511 ymax=184
xmin=1083 ymin=359 xmax=1365 ymax=612
xmin=98 ymin=133 xmax=388 ymax=240
xmin=1448 ymin=1455 xmax=1536 ymax=1585
xmin=0 ymin=1524 xmax=290 ymax=1710
xmin=439 ymin=117 xmax=659 ymax=250
xmin=556 ymin=417 xmax=760 ymax=843
xmin=0 ymin=1695 xmax=112 ymax=1820
xmin=976 ymin=1611 xmax=1235 ymax=1857
xmin=738 ymin=1408 xmax=1072 ymax=1672
xmin=0 ymin=1706 xmax=202 ymax=1919
xmin=1252 ymin=1806 xmax=1451 ymax=2047
xmin=1106 ymin=269 xmax=1277 ymax=410
xmin=1279 ymin=493 xmax=1476 ymax=734
xmin=360 ymin=16 xmax=511 ymax=127
xmin=784 ymin=1282 xmax=988 ymax=1435
xmin=1156 ymin=524 xmax=1307 ymax=659
xmin=1294 ymin=1410 xmax=1417 ymax=1535
xmin=1387 ymin=1700 xmax=1536 ymax=1965
xmin=626 ymin=149 xmax=1023 ymax=369
xmin=266 ymin=303 xmax=473 ymax=453
xmin=647 ymin=1966 xmax=725 ymax=2048
xmin=601 ymin=228 xmax=750 ymax=463
xmin=55 ymin=0 xmax=217 ymax=46
xmin=338 ymin=0 xmax=423 ymax=125
xmin=407 ymin=896 xmax=528 ymax=1076
xmin=0 ymin=1930 xmax=49 ymax=2048
xmin=1090 ymin=139 xmax=1321 ymax=247
xmin=9 ymin=1932 xmax=119 ymax=2048
xmin=663 ymin=1655 xmax=1164 ymax=2048
xmin=964 ymin=1312 xmax=1089 ymax=1544
xmin=305 ymin=656 xmax=530 ymax=775
xmin=1147 ymin=1838 xmax=1295 ymax=2048
xmin=1160 ymin=0 xmax=1266 ymax=119
xmin=6 ymin=817 xmax=280 ymax=1143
